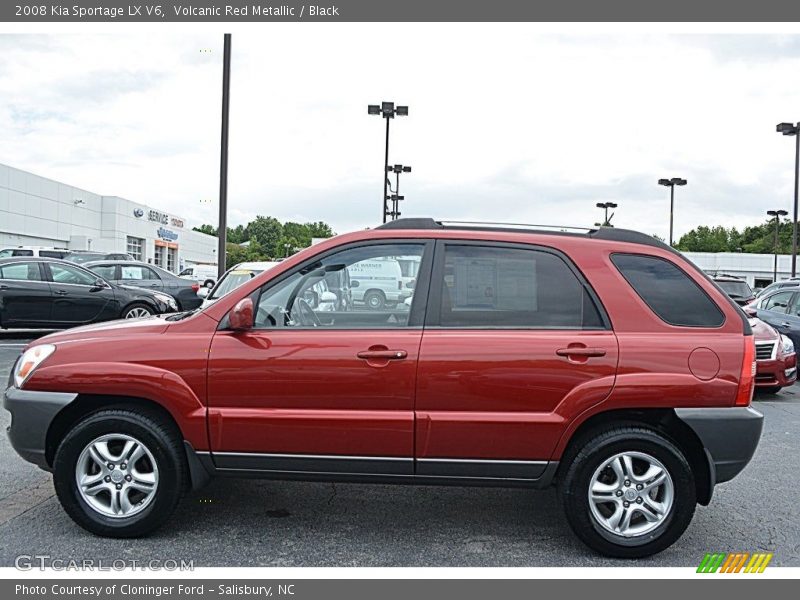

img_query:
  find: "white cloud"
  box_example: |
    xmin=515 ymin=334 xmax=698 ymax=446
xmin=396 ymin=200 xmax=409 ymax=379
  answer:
xmin=2 ymin=28 xmax=800 ymax=241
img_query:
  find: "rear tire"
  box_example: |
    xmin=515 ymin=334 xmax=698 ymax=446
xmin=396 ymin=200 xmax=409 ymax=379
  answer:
xmin=559 ymin=426 xmax=696 ymax=558
xmin=53 ymin=407 xmax=187 ymax=538
xmin=203 ymin=280 xmax=215 ymax=289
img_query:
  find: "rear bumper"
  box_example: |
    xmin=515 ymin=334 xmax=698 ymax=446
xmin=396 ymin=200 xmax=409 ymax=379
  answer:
xmin=675 ymin=406 xmax=763 ymax=485
xmin=2 ymin=386 xmax=77 ymax=469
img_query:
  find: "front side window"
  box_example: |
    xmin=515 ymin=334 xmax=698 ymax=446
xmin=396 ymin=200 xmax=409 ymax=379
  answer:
xmin=254 ymin=243 xmax=425 ymax=329
xmin=0 ymin=262 xmax=42 ymax=281
xmin=612 ymin=254 xmax=724 ymax=327
xmin=49 ymin=263 xmax=97 ymax=286
xmin=436 ymin=244 xmax=603 ymax=329
xmin=762 ymin=291 xmax=793 ymax=314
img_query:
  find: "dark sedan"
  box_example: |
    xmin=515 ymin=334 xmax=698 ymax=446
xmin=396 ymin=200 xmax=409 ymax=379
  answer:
xmin=0 ymin=257 xmax=177 ymax=330
xmin=746 ymin=286 xmax=800 ymax=349
xmin=84 ymin=260 xmax=203 ymax=311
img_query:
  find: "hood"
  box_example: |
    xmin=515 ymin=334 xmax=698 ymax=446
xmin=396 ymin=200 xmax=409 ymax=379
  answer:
xmin=33 ymin=316 xmax=169 ymax=346
xmin=749 ymin=317 xmax=779 ymax=343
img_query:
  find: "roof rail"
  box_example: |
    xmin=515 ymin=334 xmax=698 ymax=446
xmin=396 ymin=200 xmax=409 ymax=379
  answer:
xmin=375 ymin=217 xmax=673 ymax=252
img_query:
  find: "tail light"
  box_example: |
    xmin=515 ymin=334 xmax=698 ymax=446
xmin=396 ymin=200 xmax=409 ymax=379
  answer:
xmin=191 ymin=283 xmax=200 ymax=292
xmin=735 ymin=336 xmax=756 ymax=406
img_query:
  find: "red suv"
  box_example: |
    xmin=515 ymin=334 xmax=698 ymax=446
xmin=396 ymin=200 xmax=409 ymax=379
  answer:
xmin=3 ymin=219 xmax=763 ymax=558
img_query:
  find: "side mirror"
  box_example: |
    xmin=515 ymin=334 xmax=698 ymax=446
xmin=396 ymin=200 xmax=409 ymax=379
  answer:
xmin=197 ymin=287 xmax=209 ymax=299
xmin=229 ymin=298 xmax=254 ymax=331
xmin=350 ymin=280 xmax=360 ymax=288
xmin=744 ymin=307 xmax=758 ymax=318
xmin=90 ymin=278 xmax=108 ymax=292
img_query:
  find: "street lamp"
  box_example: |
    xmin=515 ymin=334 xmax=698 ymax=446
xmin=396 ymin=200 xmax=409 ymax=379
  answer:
xmin=776 ymin=122 xmax=800 ymax=277
xmin=595 ymin=202 xmax=618 ymax=227
xmin=767 ymin=209 xmax=789 ymax=281
xmin=658 ymin=177 xmax=688 ymax=247
xmin=368 ymin=101 xmax=409 ymax=223
xmin=386 ymin=164 xmax=411 ymax=220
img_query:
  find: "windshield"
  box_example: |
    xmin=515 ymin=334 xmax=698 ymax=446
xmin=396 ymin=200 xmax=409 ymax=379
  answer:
xmin=65 ymin=253 xmax=103 ymax=264
xmin=717 ymin=280 xmax=753 ymax=299
xmin=209 ymin=269 xmax=263 ymax=300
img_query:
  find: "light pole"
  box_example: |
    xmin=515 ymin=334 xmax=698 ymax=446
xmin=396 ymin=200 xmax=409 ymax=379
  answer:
xmin=767 ymin=209 xmax=789 ymax=281
xmin=776 ymin=123 xmax=800 ymax=277
xmin=387 ymin=164 xmax=411 ymax=220
xmin=368 ymin=102 xmax=408 ymax=223
xmin=658 ymin=177 xmax=687 ymax=247
xmin=595 ymin=202 xmax=618 ymax=227
xmin=217 ymin=33 xmax=232 ymax=279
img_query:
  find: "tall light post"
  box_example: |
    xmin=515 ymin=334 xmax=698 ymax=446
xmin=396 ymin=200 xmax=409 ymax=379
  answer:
xmin=387 ymin=164 xmax=411 ymax=220
xmin=368 ymin=102 xmax=408 ymax=223
xmin=767 ymin=209 xmax=789 ymax=281
xmin=595 ymin=202 xmax=617 ymax=226
xmin=658 ymin=177 xmax=687 ymax=247
xmin=217 ymin=33 xmax=232 ymax=279
xmin=776 ymin=123 xmax=800 ymax=277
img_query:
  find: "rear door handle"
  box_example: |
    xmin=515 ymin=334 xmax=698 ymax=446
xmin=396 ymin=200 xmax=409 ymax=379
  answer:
xmin=556 ymin=347 xmax=607 ymax=358
xmin=357 ymin=349 xmax=408 ymax=360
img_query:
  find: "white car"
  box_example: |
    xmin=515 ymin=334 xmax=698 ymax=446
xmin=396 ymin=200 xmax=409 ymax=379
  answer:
xmin=178 ymin=264 xmax=219 ymax=289
xmin=199 ymin=261 xmax=280 ymax=308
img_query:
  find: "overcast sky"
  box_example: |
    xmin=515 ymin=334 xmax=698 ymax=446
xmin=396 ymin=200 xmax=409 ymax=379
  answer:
xmin=3 ymin=28 xmax=800 ymax=240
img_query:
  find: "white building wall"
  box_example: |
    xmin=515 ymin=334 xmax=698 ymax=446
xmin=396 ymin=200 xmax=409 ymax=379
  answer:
xmin=0 ymin=162 xmax=217 ymax=272
xmin=682 ymin=251 xmax=796 ymax=288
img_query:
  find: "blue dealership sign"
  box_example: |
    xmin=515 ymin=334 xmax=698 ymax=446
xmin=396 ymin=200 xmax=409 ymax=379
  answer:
xmin=157 ymin=227 xmax=179 ymax=242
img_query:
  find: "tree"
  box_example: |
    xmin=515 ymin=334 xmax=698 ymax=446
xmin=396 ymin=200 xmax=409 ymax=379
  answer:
xmin=305 ymin=221 xmax=334 ymax=239
xmin=192 ymin=224 xmax=217 ymax=236
xmin=247 ymin=216 xmax=284 ymax=256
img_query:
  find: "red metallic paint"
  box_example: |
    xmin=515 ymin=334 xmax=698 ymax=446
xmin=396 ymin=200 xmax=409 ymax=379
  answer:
xmin=19 ymin=226 xmax=751 ymax=466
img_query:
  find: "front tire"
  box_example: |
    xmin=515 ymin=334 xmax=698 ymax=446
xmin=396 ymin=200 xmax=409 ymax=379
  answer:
xmin=364 ymin=290 xmax=386 ymax=310
xmin=559 ymin=426 xmax=696 ymax=558
xmin=53 ymin=407 xmax=187 ymax=538
xmin=122 ymin=303 xmax=155 ymax=319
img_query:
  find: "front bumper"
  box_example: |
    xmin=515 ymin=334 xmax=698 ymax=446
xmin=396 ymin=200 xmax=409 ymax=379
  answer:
xmin=755 ymin=354 xmax=797 ymax=388
xmin=3 ymin=386 xmax=77 ymax=469
xmin=675 ymin=406 xmax=764 ymax=486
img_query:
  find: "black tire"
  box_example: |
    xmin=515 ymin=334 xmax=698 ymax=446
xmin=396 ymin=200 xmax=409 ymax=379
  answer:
xmin=203 ymin=280 xmax=215 ymax=289
xmin=121 ymin=303 xmax=155 ymax=319
xmin=757 ymin=386 xmax=782 ymax=395
xmin=363 ymin=290 xmax=386 ymax=310
xmin=559 ymin=426 xmax=696 ymax=558
xmin=53 ymin=407 xmax=187 ymax=538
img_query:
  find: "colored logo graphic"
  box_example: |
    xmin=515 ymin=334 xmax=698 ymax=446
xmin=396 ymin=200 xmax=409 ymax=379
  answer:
xmin=697 ymin=552 xmax=773 ymax=573
xmin=133 ymin=208 xmax=144 ymax=217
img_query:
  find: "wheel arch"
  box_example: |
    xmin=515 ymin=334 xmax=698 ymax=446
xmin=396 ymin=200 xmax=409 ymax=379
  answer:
xmin=556 ymin=408 xmax=713 ymax=505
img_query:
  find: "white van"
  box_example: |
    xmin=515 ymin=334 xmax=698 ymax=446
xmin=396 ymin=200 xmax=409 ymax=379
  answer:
xmin=178 ymin=264 xmax=219 ymax=289
xmin=0 ymin=246 xmax=70 ymax=259
xmin=347 ymin=257 xmax=411 ymax=310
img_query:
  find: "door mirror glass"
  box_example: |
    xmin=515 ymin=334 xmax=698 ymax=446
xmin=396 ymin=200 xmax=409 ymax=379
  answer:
xmin=90 ymin=278 xmax=108 ymax=291
xmin=229 ymin=298 xmax=254 ymax=331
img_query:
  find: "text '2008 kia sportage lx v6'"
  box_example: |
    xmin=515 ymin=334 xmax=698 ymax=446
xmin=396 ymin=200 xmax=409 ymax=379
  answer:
xmin=3 ymin=218 xmax=763 ymax=558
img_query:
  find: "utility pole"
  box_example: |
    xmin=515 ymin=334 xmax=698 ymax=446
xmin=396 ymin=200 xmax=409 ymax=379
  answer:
xmin=217 ymin=33 xmax=232 ymax=279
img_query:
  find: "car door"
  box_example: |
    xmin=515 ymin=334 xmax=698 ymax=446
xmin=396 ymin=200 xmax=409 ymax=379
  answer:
xmin=0 ymin=262 xmax=52 ymax=327
xmin=120 ymin=264 xmax=164 ymax=292
xmin=414 ymin=240 xmax=618 ymax=480
xmin=46 ymin=262 xmax=117 ymax=326
xmin=757 ymin=291 xmax=800 ymax=349
xmin=207 ymin=240 xmax=433 ymax=476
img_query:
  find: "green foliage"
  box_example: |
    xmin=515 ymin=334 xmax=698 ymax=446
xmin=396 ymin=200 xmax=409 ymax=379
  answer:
xmin=193 ymin=216 xmax=336 ymax=265
xmin=675 ymin=219 xmax=794 ymax=254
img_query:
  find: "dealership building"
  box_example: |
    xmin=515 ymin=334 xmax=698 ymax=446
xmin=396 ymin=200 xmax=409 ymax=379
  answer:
xmin=0 ymin=162 xmax=217 ymax=272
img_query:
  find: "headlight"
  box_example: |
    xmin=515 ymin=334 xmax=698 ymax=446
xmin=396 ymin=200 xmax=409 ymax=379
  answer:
xmin=13 ymin=344 xmax=56 ymax=388
xmin=154 ymin=293 xmax=177 ymax=309
xmin=781 ymin=334 xmax=795 ymax=355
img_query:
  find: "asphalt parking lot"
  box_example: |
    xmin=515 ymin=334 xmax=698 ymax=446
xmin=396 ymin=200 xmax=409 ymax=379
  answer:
xmin=1 ymin=335 xmax=799 ymax=568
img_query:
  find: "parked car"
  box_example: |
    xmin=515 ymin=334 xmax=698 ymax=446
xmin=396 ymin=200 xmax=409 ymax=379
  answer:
xmin=754 ymin=278 xmax=800 ymax=299
xmin=746 ymin=286 xmax=800 ymax=349
xmin=348 ymin=256 xmax=411 ymax=309
xmin=64 ymin=251 xmax=135 ymax=264
xmin=85 ymin=261 xmax=203 ymax=311
xmin=745 ymin=312 xmax=797 ymax=393
xmin=0 ymin=257 xmax=177 ymax=329
xmin=0 ymin=246 xmax=70 ymax=259
xmin=199 ymin=262 xmax=280 ymax=308
xmin=3 ymin=218 xmax=763 ymax=559
xmin=178 ymin=264 xmax=218 ymax=289
xmin=712 ymin=274 xmax=755 ymax=306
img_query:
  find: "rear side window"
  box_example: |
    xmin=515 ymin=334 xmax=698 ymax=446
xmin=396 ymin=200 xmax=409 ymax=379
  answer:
xmin=0 ymin=263 xmax=42 ymax=281
xmin=436 ymin=244 xmax=605 ymax=329
xmin=611 ymin=253 xmax=724 ymax=327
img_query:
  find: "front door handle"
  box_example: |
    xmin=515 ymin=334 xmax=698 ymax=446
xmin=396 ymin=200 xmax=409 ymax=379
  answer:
xmin=556 ymin=347 xmax=607 ymax=358
xmin=357 ymin=349 xmax=408 ymax=360
xmin=781 ymin=322 xmax=792 ymax=328
xmin=53 ymin=290 xmax=68 ymax=296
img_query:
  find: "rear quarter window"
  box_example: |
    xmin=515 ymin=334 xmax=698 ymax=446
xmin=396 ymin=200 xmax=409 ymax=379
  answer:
xmin=611 ymin=253 xmax=725 ymax=327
